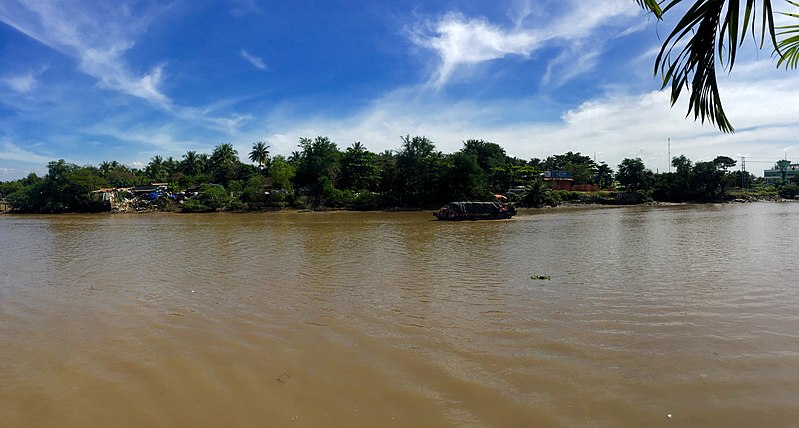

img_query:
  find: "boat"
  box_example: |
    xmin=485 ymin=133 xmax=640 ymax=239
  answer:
xmin=433 ymin=201 xmax=516 ymax=221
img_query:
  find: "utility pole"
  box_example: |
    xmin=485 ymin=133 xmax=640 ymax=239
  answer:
xmin=741 ymin=156 xmax=747 ymax=188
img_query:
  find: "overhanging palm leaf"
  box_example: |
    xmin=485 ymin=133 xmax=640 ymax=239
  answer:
xmin=637 ymin=0 xmax=789 ymax=133
xmin=777 ymin=1 xmax=799 ymax=67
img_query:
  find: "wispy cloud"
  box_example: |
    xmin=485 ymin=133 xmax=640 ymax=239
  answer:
xmin=0 ymin=139 xmax=53 ymax=164
xmin=2 ymin=73 xmax=38 ymax=92
xmin=409 ymin=0 xmax=645 ymax=87
xmin=1 ymin=65 xmax=49 ymax=93
xmin=542 ymin=42 xmax=601 ymax=87
xmin=0 ymin=0 xmax=171 ymax=105
xmin=240 ymin=49 xmax=267 ymax=70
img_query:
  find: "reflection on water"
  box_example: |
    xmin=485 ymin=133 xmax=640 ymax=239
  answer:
xmin=2 ymin=204 xmax=799 ymax=427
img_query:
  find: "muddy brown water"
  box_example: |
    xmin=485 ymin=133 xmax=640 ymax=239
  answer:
xmin=1 ymin=204 xmax=798 ymax=427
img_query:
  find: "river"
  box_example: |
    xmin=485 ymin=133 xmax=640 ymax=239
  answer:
xmin=1 ymin=203 xmax=798 ymax=427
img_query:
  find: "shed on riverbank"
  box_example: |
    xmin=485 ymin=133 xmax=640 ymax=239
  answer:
xmin=90 ymin=188 xmax=131 ymax=211
xmin=0 ymin=199 xmax=9 ymax=212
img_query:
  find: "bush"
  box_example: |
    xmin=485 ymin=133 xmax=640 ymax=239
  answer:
xmin=779 ymin=184 xmax=799 ymax=199
xmin=180 ymin=184 xmax=230 ymax=212
xmin=199 ymin=184 xmax=231 ymax=210
xmin=551 ymin=190 xmax=581 ymax=202
xmin=348 ymin=192 xmax=381 ymax=211
xmin=180 ymin=199 xmax=212 ymax=213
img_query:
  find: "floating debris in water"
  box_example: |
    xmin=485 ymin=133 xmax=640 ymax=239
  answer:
xmin=276 ymin=372 xmax=291 ymax=383
xmin=530 ymin=275 xmax=551 ymax=280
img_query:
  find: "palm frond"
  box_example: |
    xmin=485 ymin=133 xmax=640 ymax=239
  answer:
xmin=636 ymin=0 xmax=664 ymax=17
xmin=650 ymin=0 xmax=780 ymax=133
xmin=776 ymin=1 xmax=799 ymax=68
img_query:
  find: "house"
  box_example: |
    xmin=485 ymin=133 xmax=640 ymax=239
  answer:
xmin=543 ymin=170 xmax=574 ymax=191
xmin=764 ymin=160 xmax=799 ymax=184
xmin=0 ymin=199 xmax=10 ymax=212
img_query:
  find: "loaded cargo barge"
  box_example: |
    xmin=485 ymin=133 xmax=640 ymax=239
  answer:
xmin=434 ymin=201 xmax=516 ymax=221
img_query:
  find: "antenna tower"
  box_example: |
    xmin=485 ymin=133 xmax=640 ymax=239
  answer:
xmin=668 ymin=138 xmax=671 ymax=173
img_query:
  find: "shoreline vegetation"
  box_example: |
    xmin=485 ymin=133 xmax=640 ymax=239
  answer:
xmin=1 ymin=136 xmax=797 ymax=215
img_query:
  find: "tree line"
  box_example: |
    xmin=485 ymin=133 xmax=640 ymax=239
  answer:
xmin=0 ymin=135 xmax=787 ymax=213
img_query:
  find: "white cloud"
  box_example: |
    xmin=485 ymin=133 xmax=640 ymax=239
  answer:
xmin=240 ymin=49 xmax=267 ymax=70
xmin=1 ymin=65 xmax=49 ymax=93
xmin=2 ymin=73 xmax=37 ymax=92
xmin=410 ymin=12 xmax=543 ymax=87
xmin=409 ymin=0 xmax=645 ymax=87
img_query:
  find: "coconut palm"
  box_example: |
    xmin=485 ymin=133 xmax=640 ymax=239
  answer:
xmin=248 ymin=141 xmax=270 ymax=170
xmin=182 ymin=151 xmax=200 ymax=175
xmin=210 ymin=143 xmax=239 ymax=169
xmin=210 ymin=143 xmax=240 ymax=185
xmin=196 ymin=153 xmax=210 ymax=174
xmin=145 ymin=155 xmax=167 ymax=182
xmin=636 ymin=0 xmax=799 ymax=133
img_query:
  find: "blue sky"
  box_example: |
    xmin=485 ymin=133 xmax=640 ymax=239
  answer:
xmin=2 ymin=0 xmax=799 ymax=181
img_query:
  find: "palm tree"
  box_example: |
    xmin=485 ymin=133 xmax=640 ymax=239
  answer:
xmin=248 ymin=141 xmax=270 ymax=171
xmin=196 ymin=153 xmax=210 ymax=174
xmin=182 ymin=151 xmax=200 ymax=175
xmin=99 ymin=161 xmax=113 ymax=177
xmin=636 ymin=0 xmax=799 ymax=133
xmin=146 ymin=155 xmax=167 ymax=182
xmin=211 ymin=143 xmax=239 ymax=169
xmin=210 ymin=143 xmax=239 ymax=185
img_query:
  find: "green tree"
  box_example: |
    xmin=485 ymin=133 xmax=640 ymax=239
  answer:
xmin=100 ymin=160 xmax=138 ymax=187
xmin=210 ymin=143 xmax=240 ymax=185
xmin=692 ymin=161 xmax=725 ymax=200
xmin=64 ymin=166 xmax=108 ymax=211
xmin=396 ymin=135 xmax=445 ymax=205
xmin=522 ymin=177 xmax=553 ymax=208
xmin=269 ymin=155 xmax=296 ymax=193
xmin=670 ymin=154 xmax=694 ymax=200
xmin=196 ymin=153 xmax=210 ymax=174
xmin=461 ymin=139 xmax=507 ymax=174
xmin=6 ymin=175 xmax=43 ymax=212
xmin=375 ymin=150 xmax=399 ymax=201
xmin=182 ymin=151 xmax=201 ymax=176
xmin=339 ymin=142 xmax=380 ymax=192
xmin=713 ymin=155 xmax=737 ymax=172
xmin=727 ymin=169 xmax=755 ymax=189
xmin=637 ymin=0 xmax=799 ymax=132
xmin=595 ymin=162 xmax=614 ymax=189
xmin=616 ymin=158 xmax=653 ymax=192
xmin=249 ymin=141 xmax=271 ymax=171
xmin=445 ymin=151 xmax=488 ymax=200
xmin=294 ymin=136 xmax=341 ymax=191
xmin=145 ymin=155 xmax=167 ymax=182
xmin=211 ymin=143 xmax=239 ymax=169
xmin=163 ymin=157 xmax=180 ymax=179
